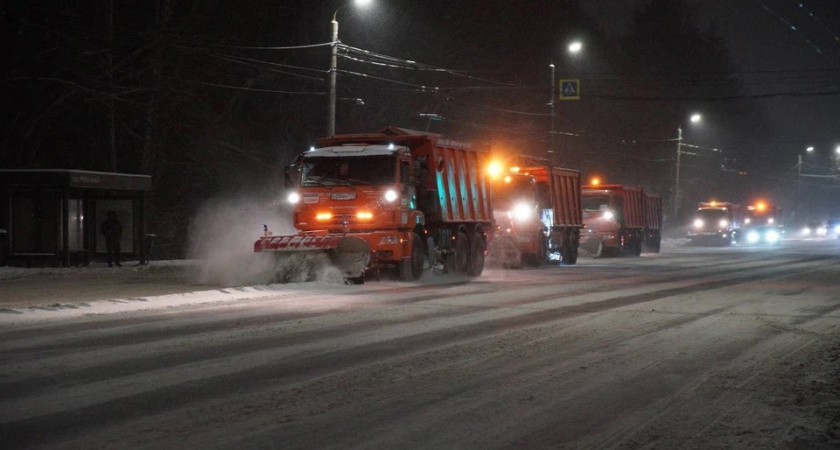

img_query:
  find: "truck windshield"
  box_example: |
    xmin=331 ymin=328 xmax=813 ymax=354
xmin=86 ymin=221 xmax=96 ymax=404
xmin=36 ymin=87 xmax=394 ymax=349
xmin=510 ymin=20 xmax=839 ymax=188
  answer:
xmin=582 ymin=196 xmax=610 ymax=211
xmin=492 ymin=176 xmax=535 ymax=207
xmin=696 ymin=209 xmax=729 ymax=221
xmin=300 ymin=155 xmax=397 ymax=186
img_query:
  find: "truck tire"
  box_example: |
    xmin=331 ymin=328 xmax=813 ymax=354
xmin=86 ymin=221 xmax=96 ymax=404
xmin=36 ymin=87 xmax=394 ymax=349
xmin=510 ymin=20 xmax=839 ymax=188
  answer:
xmin=633 ymin=232 xmax=643 ymax=257
xmin=446 ymin=231 xmax=470 ymax=275
xmin=467 ymin=231 xmax=486 ymax=277
xmin=561 ymin=231 xmax=579 ymax=265
xmin=400 ymin=233 xmax=425 ymax=281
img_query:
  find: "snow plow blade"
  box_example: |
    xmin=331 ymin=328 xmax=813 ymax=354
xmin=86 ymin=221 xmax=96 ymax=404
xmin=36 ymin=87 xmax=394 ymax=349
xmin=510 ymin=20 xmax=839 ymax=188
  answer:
xmin=255 ymin=234 xmax=371 ymax=279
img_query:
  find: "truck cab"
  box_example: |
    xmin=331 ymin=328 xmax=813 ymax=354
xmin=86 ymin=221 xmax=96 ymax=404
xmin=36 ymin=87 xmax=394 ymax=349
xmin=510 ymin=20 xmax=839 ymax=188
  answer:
xmin=289 ymin=144 xmax=416 ymax=233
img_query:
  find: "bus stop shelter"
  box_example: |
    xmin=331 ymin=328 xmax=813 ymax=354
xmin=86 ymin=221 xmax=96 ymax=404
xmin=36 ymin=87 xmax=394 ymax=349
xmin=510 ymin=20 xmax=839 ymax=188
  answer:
xmin=0 ymin=169 xmax=152 ymax=267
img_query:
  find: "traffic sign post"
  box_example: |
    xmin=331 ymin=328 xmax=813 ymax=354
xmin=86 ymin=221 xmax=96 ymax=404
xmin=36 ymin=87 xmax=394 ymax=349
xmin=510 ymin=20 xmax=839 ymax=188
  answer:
xmin=559 ymin=79 xmax=580 ymax=100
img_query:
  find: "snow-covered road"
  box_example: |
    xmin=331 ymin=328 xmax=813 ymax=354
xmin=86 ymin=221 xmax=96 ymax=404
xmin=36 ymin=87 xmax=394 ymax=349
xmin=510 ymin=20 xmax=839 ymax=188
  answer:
xmin=1 ymin=240 xmax=839 ymax=448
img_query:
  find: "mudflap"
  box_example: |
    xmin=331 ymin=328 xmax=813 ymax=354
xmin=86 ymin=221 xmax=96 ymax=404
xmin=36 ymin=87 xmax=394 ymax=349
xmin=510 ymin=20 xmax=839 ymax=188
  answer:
xmin=579 ymin=238 xmax=603 ymax=258
xmin=486 ymin=235 xmax=522 ymax=269
xmin=328 ymin=236 xmax=371 ymax=282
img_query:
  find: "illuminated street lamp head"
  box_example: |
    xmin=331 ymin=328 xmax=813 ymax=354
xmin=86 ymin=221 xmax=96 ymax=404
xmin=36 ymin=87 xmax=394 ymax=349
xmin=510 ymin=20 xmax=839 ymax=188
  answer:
xmin=590 ymin=177 xmax=601 ymax=186
xmin=835 ymin=145 xmax=840 ymax=155
xmin=355 ymin=0 xmax=373 ymax=6
xmin=806 ymin=146 xmax=814 ymax=152
xmin=568 ymin=41 xmax=583 ymax=54
xmin=690 ymin=113 xmax=702 ymax=124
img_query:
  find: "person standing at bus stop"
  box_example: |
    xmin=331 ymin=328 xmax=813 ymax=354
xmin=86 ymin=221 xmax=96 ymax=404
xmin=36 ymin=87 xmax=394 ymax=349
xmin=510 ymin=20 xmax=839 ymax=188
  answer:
xmin=101 ymin=210 xmax=123 ymax=267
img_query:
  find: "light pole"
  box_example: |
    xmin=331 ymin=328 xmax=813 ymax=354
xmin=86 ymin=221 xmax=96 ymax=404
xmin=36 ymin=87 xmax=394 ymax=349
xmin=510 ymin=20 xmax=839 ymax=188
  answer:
xmin=673 ymin=113 xmax=702 ymax=218
xmin=796 ymin=146 xmax=815 ymax=223
xmin=327 ymin=0 xmax=372 ymax=137
xmin=549 ymin=63 xmax=556 ymax=161
xmin=547 ymin=41 xmax=582 ymax=162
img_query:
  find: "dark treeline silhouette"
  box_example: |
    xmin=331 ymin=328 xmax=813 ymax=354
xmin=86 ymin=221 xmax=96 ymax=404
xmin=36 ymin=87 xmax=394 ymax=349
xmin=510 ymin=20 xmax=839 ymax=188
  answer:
xmin=2 ymin=0 xmax=778 ymax=255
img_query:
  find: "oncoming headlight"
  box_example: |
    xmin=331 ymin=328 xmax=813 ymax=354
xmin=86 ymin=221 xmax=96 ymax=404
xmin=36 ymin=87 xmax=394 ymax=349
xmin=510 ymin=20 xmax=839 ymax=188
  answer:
xmin=602 ymin=210 xmax=614 ymax=221
xmin=288 ymin=192 xmax=301 ymax=204
xmin=512 ymin=203 xmax=534 ymax=222
xmin=765 ymin=230 xmax=780 ymax=243
xmin=384 ymin=189 xmax=398 ymax=202
xmin=719 ymin=219 xmax=728 ymax=228
xmin=693 ymin=218 xmax=704 ymax=228
xmin=747 ymin=231 xmax=760 ymax=243
xmin=801 ymin=227 xmax=812 ymax=236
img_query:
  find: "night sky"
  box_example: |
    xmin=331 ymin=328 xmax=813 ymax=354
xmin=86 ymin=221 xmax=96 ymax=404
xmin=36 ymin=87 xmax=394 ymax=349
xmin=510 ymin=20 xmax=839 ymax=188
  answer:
xmin=2 ymin=0 xmax=838 ymax=247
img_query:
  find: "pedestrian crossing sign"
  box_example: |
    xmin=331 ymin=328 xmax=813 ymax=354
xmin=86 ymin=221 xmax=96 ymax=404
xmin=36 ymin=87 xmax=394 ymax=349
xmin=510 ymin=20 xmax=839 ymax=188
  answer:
xmin=559 ymin=79 xmax=580 ymax=100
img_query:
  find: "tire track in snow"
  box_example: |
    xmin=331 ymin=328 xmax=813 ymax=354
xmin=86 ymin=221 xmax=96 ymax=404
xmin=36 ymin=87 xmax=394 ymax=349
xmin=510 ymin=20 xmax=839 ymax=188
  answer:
xmin=0 ymin=254 xmax=833 ymax=447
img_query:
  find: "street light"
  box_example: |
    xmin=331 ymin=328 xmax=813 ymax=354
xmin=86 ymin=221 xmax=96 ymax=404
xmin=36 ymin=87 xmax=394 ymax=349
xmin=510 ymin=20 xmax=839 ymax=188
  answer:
xmin=674 ymin=113 xmax=702 ymax=218
xmin=327 ymin=0 xmax=373 ymax=136
xmin=548 ymin=41 xmax=583 ymax=161
xmin=796 ymin=146 xmax=816 ymax=223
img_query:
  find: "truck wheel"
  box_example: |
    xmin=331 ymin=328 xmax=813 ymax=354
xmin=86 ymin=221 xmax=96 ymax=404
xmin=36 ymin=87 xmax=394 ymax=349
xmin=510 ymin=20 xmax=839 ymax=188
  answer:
xmin=633 ymin=233 xmax=643 ymax=256
xmin=561 ymin=232 xmax=579 ymax=265
xmin=467 ymin=231 xmax=486 ymax=277
xmin=564 ymin=233 xmax=579 ymax=265
xmin=400 ymin=233 xmax=425 ymax=281
xmin=446 ymin=231 xmax=470 ymax=275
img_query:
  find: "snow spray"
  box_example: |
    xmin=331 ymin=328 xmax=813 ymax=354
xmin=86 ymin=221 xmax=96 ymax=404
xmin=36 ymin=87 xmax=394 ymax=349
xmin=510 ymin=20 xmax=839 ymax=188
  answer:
xmin=187 ymin=193 xmax=345 ymax=286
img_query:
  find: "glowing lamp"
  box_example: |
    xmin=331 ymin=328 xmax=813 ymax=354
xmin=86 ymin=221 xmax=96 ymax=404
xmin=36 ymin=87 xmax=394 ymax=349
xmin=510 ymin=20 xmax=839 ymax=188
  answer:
xmin=487 ymin=161 xmax=503 ymax=178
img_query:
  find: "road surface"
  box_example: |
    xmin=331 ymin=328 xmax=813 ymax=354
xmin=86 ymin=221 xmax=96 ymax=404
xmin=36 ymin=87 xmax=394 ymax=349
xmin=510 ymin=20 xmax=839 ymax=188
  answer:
xmin=1 ymin=239 xmax=839 ymax=449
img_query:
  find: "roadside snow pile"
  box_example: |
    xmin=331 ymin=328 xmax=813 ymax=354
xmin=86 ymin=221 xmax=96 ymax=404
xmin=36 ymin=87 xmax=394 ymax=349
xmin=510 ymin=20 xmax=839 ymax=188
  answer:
xmin=0 ymin=279 xmax=355 ymax=324
xmin=661 ymin=237 xmax=690 ymax=248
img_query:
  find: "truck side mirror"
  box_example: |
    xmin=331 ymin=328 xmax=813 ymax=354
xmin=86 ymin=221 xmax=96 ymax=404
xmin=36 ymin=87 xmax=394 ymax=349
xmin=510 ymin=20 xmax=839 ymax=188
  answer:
xmin=284 ymin=163 xmax=300 ymax=189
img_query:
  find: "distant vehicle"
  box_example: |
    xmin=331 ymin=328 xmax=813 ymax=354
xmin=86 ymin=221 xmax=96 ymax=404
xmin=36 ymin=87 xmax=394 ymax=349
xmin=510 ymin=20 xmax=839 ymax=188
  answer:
xmin=745 ymin=225 xmax=782 ymax=246
xmin=687 ymin=201 xmax=741 ymax=246
xmin=827 ymin=218 xmax=840 ymax=239
xmin=799 ymin=222 xmax=827 ymax=238
xmin=741 ymin=201 xmax=783 ymax=246
xmin=580 ymin=182 xmax=662 ymax=257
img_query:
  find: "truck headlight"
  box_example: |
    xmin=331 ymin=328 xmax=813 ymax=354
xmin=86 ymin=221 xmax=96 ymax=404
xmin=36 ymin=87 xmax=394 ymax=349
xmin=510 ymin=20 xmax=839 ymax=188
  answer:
xmin=801 ymin=227 xmax=811 ymax=236
xmin=602 ymin=210 xmax=614 ymax=220
xmin=765 ymin=230 xmax=780 ymax=243
xmin=719 ymin=219 xmax=728 ymax=228
xmin=693 ymin=218 xmax=704 ymax=228
xmin=288 ymin=192 xmax=301 ymax=204
xmin=747 ymin=231 xmax=760 ymax=243
xmin=512 ymin=203 xmax=534 ymax=222
xmin=384 ymin=189 xmax=398 ymax=202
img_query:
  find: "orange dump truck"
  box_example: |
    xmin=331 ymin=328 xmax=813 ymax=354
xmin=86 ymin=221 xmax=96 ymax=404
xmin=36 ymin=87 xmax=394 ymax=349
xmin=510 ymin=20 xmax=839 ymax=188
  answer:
xmin=742 ymin=201 xmax=783 ymax=246
xmin=487 ymin=155 xmax=582 ymax=266
xmin=580 ymin=184 xmax=646 ymax=256
xmin=687 ymin=201 xmax=742 ymax=246
xmin=256 ymin=127 xmax=494 ymax=282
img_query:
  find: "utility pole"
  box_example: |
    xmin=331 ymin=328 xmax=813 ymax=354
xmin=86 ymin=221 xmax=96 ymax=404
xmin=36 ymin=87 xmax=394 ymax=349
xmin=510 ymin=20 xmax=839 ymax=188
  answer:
xmin=673 ymin=126 xmax=683 ymax=218
xmin=327 ymin=16 xmax=338 ymax=136
xmin=548 ymin=63 xmax=556 ymax=163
